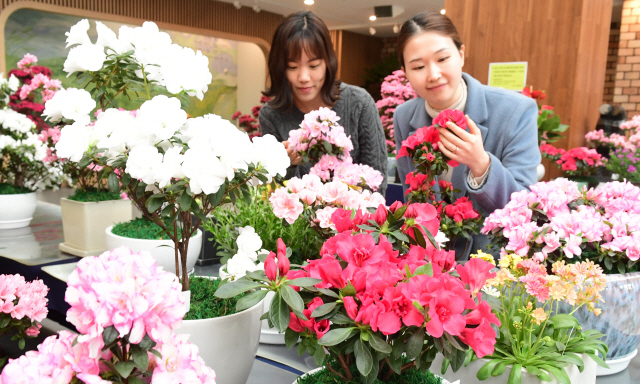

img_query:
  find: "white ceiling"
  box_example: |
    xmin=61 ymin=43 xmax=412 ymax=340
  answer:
xmin=217 ymin=0 xmax=446 ymax=37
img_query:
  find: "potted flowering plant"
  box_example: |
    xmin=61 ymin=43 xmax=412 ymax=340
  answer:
xmin=434 ymin=252 xmax=608 ymax=384
xmin=215 ymin=197 xmax=499 ymax=383
xmin=376 ymin=69 xmax=417 ymax=156
xmin=288 ymin=107 xmax=384 ymax=191
xmin=540 ymin=143 xmax=604 ymax=189
xmin=0 ymin=68 xmax=65 ymax=228
xmin=396 ymin=108 xmax=483 ymax=253
xmin=585 ymin=116 xmax=640 ymax=184
xmin=0 ymin=247 xmax=216 ymax=383
xmin=482 ymin=179 xmax=640 ymax=373
xmin=231 ymin=94 xmax=270 ymax=139
xmin=521 ymin=87 xmax=569 ymax=147
xmin=44 ymin=19 xmax=290 ymax=291
xmin=605 ymin=148 xmax=640 ymax=184
xmin=0 ymin=274 xmax=48 ymax=370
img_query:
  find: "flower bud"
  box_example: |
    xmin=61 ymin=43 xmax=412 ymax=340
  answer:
xmin=264 ymin=251 xmax=277 ymax=281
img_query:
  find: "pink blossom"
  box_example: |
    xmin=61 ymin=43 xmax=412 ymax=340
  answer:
xmin=269 ymin=187 xmax=304 ymax=224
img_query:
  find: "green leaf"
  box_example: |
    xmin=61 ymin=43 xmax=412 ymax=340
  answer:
xmin=127 ymin=376 xmax=145 ymax=384
xmin=208 ymin=186 xmax=226 ymax=208
xmin=130 ymin=345 xmax=149 ymax=372
xmin=214 ymin=279 xmax=265 ymax=298
xmin=541 ymin=364 xmax=571 ymax=384
xmin=525 ymin=365 xmax=551 ymax=381
xmin=270 ymin=291 xmax=290 ymax=333
xmin=18 ymin=338 xmax=25 ymax=350
xmin=149 ymin=348 xmax=162 ymax=359
xmin=318 ymin=327 xmax=357 ymax=346
xmin=311 ymin=302 xmax=337 ymax=318
xmin=287 ymin=277 xmax=322 ymax=287
xmin=284 ymin=327 xmax=299 ymax=349
xmin=354 ymin=338 xmax=373 ymax=376
xmin=179 ymin=193 xmax=193 ymax=212
xmin=477 ymin=359 xmax=501 ymax=380
xmin=368 ymin=333 xmax=392 ymax=353
xmin=507 ymin=364 xmax=522 ymax=384
xmin=146 ymin=196 xmax=164 ymax=213
xmin=281 ymin=284 xmax=304 ymax=314
xmin=103 ymin=325 xmax=118 ymax=345
xmin=412 ymin=226 xmax=427 ymax=248
xmin=313 ymin=343 xmax=325 ymax=366
xmin=317 ymin=288 xmax=340 ymax=298
xmin=137 ymin=334 xmax=155 ymax=350
xmin=236 ymin=289 xmax=268 ymax=312
xmin=586 ymin=352 xmax=609 ymax=369
xmin=549 ymin=314 xmax=579 ymax=330
xmin=115 ymin=361 xmax=135 ymax=378
xmin=108 ymin=172 xmax=120 ymax=193
xmin=413 ymin=263 xmax=433 ymax=276
xmin=491 ymin=361 xmax=510 ymax=377
xmin=406 ymin=328 xmax=425 ymax=360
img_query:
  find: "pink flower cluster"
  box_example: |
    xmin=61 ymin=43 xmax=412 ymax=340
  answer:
xmin=376 ymin=70 xmax=417 ymax=154
xmin=309 ymin=154 xmax=384 ymax=191
xmin=38 ymin=126 xmax=62 ymax=164
xmin=482 ymin=179 xmax=640 ymax=267
xmin=2 ymin=247 xmax=216 ymax=384
xmin=18 ymin=73 xmax=62 ymax=103
xmin=16 ymin=53 xmax=38 ymax=70
xmin=269 ymin=174 xmax=386 ymax=228
xmin=585 ymin=129 xmax=637 ymax=151
xmin=290 ymin=231 xmax=499 ymax=357
xmin=620 ymin=114 xmax=640 ymax=130
xmin=65 ymin=247 xmax=187 ymax=356
xmin=288 ymin=107 xmax=352 ymax=159
xmin=0 ymin=274 xmax=48 ymax=333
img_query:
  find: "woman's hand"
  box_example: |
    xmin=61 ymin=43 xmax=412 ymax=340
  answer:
xmin=438 ymin=115 xmax=491 ymax=177
xmin=283 ymin=141 xmax=301 ymax=165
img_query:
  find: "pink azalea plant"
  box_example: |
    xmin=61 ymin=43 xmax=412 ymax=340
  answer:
xmin=458 ymin=251 xmax=609 ymax=384
xmin=585 ymin=116 xmax=640 ymax=182
xmin=0 ymin=247 xmax=216 ymax=383
xmin=269 ymin=173 xmax=387 ymax=239
xmin=482 ymin=179 xmax=640 ymax=274
xmin=0 ymin=274 xmax=48 ymax=369
xmin=216 ymin=199 xmax=499 ymax=382
xmin=288 ymin=107 xmax=384 ymax=191
xmin=376 ymin=70 xmax=417 ymax=154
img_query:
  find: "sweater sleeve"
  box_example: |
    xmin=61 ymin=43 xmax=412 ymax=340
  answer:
xmin=356 ymin=92 xmax=388 ymax=195
xmin=258 ymin=105 xmax=300 ymax=179
xmin=465 ymin=97 xmax=540 ymax=212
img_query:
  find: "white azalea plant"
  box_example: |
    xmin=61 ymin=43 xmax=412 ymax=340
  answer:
xmin=0 ymin=74 xmax=65 ymax=192
xmin=219 ymin=226 xmax=268 ymax=281
xmin=45 ymin=19 xmax=290 ymax=291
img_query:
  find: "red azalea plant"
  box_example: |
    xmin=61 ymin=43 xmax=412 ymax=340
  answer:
xmin=231 ymin=95 xmax=271 ymax=139
xmin=215 ymin=201 xmax=498 ymax=382
xmin=540 ymin=144 xmax=604 ymax=179
xmin=397 ymin=109 xmax=482 ymax=250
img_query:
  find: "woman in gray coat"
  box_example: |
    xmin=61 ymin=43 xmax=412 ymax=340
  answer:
xmin=259 ymin=11 xmax=388 ymax=194
xmin=394 ymin=11 xmax=540 ymax=258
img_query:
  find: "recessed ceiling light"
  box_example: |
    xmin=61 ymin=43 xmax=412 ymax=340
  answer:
xmin=369 ymin=15 xmax=377 ymax=21
xmin=440 ymin=9 xmax=446 ymax=15
xmin=369 ymin=27 xmax=376 ymax=35
xmin=304 ymin=0 xmax=314 ymax=4
xmin=393 ymin=24 xmax=399 ymax=34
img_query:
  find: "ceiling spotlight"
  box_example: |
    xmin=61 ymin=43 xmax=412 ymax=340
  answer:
xmin=304 ymin=0 xmax=314 ymax=4
xmin=233 ymin=1 xmax=241 ymax=9
xmin=369 ymin=15 xmax=377 ymax=21
xmin=440 ymin=9 xmax=446 ymax=15
xmin=253 ymin=4 xmax=260 ymax=12
xmin=369 ymin=27 xmax=376 ymax=35
xmin=392 ymin=23 xmax=399 ymax=34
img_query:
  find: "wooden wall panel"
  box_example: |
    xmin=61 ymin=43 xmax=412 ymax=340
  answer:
xmin=338 ymin=30 xmax=383 ymax=87
xmin=444 ymin=0 xmax=612 ymax=178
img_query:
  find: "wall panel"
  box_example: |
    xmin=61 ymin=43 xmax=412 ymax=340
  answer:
xmin=338 ymin=30 xmax=383 ymax=87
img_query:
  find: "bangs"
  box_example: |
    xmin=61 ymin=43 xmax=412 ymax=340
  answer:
xmin=286 ymin=31 xmax=326 ymax=63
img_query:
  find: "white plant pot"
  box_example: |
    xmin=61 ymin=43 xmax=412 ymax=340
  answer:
xmin=105 ymin=225 xmax=201 ymax=276
xmin=59 ymin=198 xmax=133 ymax=257
xmin=0 ymin=192 xmax=37 ymax=229
xmin=432 ymin=353 xmax=597 ymax=384
xmin=537 ymin=163 xmax=545 ymax=181
xmin=179 ymin=298 xmax=264 ymax=384
xmin=295 ymin=367 xmax=459 ymax=384
xmin=597 ymin=349 xmax=637 ymax=376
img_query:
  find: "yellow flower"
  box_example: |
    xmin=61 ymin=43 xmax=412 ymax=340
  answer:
xmin=499 ymin=255 xmax=512 ymax=269
xmin=549 ymin=284 xmax=566 ymax=301
xmin=593 ymin=308 xmax=602 ymax=316
xmin=471 ymin=250 xmax=496 ymax=266
xmin=531 ymin=308 xmax=547 ymax=325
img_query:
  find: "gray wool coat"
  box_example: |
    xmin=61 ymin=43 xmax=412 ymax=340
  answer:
xmin=394 ymin=73 xmax=540 ymax=259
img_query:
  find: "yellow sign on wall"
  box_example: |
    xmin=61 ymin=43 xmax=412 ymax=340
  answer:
xmin=488 ymin=62 xmax=528 ymax=91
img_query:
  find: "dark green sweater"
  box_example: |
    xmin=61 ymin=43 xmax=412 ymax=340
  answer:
xmin=258 ymin=83 xmax=388 ymax=194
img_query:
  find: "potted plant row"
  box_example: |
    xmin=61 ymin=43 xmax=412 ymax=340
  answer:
xmin=43 ymin=18 xmax=291 ymax=383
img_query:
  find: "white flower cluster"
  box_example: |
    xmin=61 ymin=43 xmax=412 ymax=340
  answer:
xmin=219 ymin=226 xmax=266 ymax=280
xmin=47 ymin=93 xmax=291 ymax=194
xmin=0 ymin=73 xmax=19 ymax=105
xmin=64 ymin=19 xmax=212 ymax=100
xmin=0 ymin=108 xmax=37 ymax=134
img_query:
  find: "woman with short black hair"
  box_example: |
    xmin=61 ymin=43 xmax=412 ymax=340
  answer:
xmin=259 ymin=11 xmax=387 ymax=193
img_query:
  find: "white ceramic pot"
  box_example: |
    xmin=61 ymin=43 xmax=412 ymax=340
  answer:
xmin=59 ymin=198 xmax=133 ymax=257
xmin=294 ymin=367 xmax=459 ymax=384
xmin=432 ymin=353 xmax=596 ymax=384
xmin=597 ymin=349 xmax=637 ymax=376
xmin=105 ymin=225 xmax=201 ymax=276
xmin=179 ymin=298 xmax=264 ymax=384
xmin=0 ymin=192 xmax=37 ymax=229
xmin=536 ymin=163 xmax=545 ymax=181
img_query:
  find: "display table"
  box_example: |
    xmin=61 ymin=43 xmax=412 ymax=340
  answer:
xmin=1 ymin=200 xmax=639 ymax=383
